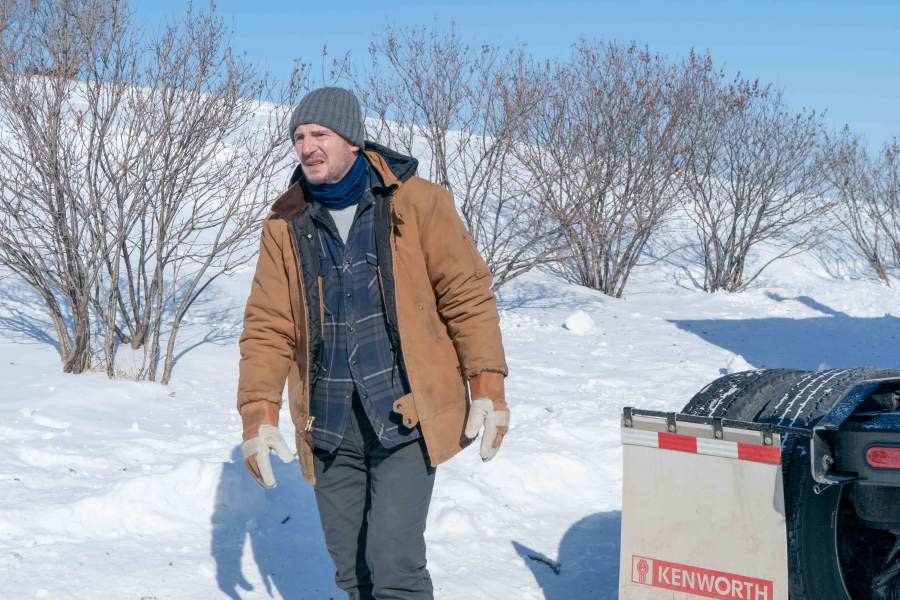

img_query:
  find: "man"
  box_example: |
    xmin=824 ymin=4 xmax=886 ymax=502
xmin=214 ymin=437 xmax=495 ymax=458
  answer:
xmin=236 ymin=87 xmax=509 ymax=600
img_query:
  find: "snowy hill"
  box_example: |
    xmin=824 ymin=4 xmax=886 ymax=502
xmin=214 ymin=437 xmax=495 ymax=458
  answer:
xmin=1 ymin=214 xmax=899 ymax=599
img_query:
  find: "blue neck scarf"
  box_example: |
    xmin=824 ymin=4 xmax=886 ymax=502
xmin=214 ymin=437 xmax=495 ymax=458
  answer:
xmin=306 ymin=153 xmax=367 ymax=209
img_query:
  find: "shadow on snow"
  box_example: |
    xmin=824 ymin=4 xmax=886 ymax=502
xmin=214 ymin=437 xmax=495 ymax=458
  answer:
xmin=513 ymin=511 xmax=621 ymax=600
xmin=671 ymin=294 xmax=900 ymax=370
xmin=210 ymin=446 xmax=340 ymax=600
xmin=0 ymin=281 xmax=62 ymax=351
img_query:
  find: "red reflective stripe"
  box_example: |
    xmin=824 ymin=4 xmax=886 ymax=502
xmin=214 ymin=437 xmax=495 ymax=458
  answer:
xmin=642 ymin=430 xmax=781 ymax=464
xmin=737 ymin=443 xmax=781 ymax=464
xmin=658 ymin=432 xmax=697 ymax=453
xmin=866 ymin=447 xmax=900 ymax=469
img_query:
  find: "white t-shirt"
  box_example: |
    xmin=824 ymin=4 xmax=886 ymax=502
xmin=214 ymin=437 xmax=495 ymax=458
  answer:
xmin=328 ymin=205 xmax=356 ymax=244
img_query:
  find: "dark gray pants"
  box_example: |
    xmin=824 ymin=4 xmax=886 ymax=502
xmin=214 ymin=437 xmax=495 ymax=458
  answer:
xmin=313 ymin=396 xmax=436 ymax=600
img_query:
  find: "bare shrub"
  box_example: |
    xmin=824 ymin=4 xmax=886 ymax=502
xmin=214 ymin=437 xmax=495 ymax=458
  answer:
xmin=0 ymin=0 xmax=305 ymax=381
xmin=358 ymin=26 xmax=564 ymax=288
xmin=887 ymin=141 xmax=900 ymax=267
xmin=680 ymin=70 xmax=830 ymax=292
xmin=88 ymin=6 xmax=308 ymax=383
xmin=0 ymin=0 xmax=117 ymax=373
xmin=517 ymin=41 xmax=690 ymax=297
xmin=824 ymin=130 xmax=900 ymax=283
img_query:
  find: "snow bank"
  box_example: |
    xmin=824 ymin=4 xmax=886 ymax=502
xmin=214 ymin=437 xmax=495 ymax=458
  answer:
xmin=2 ymin=459 xmax=228 ymax=541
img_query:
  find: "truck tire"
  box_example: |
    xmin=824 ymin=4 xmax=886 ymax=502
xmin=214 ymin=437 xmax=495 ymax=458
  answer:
xmin=758 ymin=368 xmax=900 ymax=428
xmin=782 ymin=435 xmax=850 ymax=599
xmin=684 ymin=368 xmax=899 ymax=426
xmin=783 ymin=436 xmax=899 ymax=600
xmin=779 ymin=368 xmax=900 ymax=600
xmin=681 ymin=369 xmax=809 ymax=421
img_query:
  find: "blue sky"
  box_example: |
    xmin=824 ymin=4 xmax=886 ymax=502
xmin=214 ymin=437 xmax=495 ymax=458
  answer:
xmin=133 ymin=0 xmax=899 ymax=149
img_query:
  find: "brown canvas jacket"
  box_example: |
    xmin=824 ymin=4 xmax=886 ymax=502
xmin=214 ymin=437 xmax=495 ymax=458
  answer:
xmin=237 ymin=147 xmax=508 ymax=484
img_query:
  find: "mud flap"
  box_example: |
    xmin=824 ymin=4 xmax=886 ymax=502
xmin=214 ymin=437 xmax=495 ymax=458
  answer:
xmin=619 ymin=414 xmax=789 ymax=600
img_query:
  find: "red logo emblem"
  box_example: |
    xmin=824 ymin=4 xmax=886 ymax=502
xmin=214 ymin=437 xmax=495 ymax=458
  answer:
xmin=631 ymin=555 xmax=774 ymax=600
xmin=631 ymin=556 xmax=654 ymax=585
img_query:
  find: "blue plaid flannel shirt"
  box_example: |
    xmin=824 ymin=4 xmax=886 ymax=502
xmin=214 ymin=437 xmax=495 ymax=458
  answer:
xmin=307 ymin=177 xmax=418 ymax=453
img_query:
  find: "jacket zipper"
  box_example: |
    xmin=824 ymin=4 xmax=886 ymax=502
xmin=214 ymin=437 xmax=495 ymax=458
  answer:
xmin=376 ymin=265 xmax=388 ymax=312
xmin=286 ymin=222 xmax=313 ymax=432
xmin=382 ymin=195 xmax=415 ymax=394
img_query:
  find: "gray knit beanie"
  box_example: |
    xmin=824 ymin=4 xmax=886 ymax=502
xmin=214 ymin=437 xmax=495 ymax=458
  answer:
xmin=288 ymin=87 xmax=365 ymax=148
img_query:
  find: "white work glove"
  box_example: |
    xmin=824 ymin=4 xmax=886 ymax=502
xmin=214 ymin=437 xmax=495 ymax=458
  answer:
xmin=464 ymin=397 xmax=510 ymax=462
xmin=240 ymin=424 xmax=294 ymax=489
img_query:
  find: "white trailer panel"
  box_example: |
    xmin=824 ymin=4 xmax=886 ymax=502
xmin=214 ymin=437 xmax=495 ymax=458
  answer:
xmin=619 ymin=415 xmax=790 ymax=600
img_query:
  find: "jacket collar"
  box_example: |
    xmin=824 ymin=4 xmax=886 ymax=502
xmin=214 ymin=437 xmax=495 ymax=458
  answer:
xmin=270 ymin=142 xmax=418 ymax=221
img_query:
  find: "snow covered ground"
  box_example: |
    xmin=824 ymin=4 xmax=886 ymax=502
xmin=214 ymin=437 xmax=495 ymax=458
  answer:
xmin=1 ymin=237 xmax=899 ymax=599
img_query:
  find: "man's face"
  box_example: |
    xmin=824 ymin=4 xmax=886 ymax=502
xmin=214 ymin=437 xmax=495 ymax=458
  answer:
xmin=293 ymin=123 xmax=359 ymax=185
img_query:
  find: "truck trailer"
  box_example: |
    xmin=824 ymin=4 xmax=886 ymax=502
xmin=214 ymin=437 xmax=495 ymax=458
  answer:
xmin=619 ymin=368 xmax=900 ymax=600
